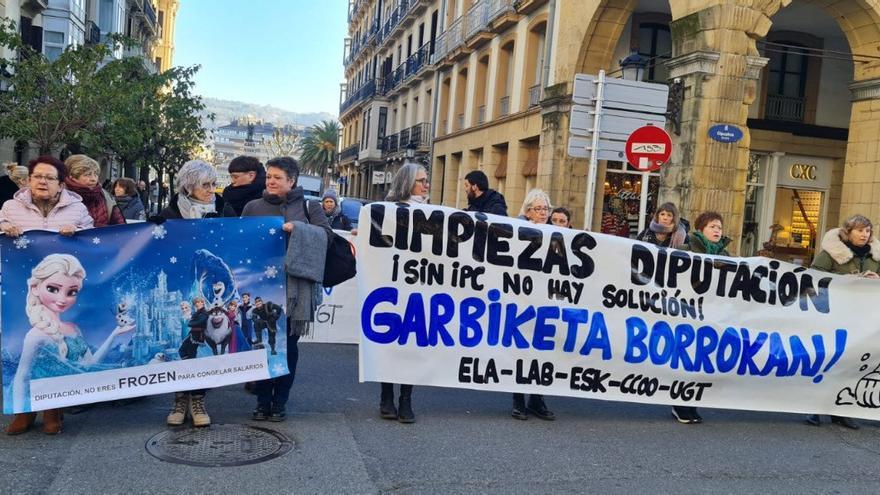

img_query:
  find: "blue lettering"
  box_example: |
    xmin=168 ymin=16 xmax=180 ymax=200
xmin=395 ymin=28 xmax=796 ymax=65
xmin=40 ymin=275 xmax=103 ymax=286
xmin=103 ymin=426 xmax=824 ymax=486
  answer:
xmin=625 ymin=317 xmax=649 ymax=363
xmin=459 ymin=297 xmax=486 ymax=348
xmin=428 ymin=294 xmax=456 ymax=347
xmin=532 ymin=306 xmax=559 ymax=351
xmin=398 ymin=293 xmax=429 ymax=347
xmin=502 ymin=304 xmax=534 ymax=349
xmin=561 ymin=308 xmax=588 ymax=353
xmin=361 ymin=287 xmax=400 ymax=344
xmin=694 ymin=325 xmax=718 ymax=373
xmin=579 ymin=311 xmax=611 ymax=360
xmin=671 ymin=324 xmax=696 ymax=371
xmin=649 ymin=321 xmax=674 ymax=365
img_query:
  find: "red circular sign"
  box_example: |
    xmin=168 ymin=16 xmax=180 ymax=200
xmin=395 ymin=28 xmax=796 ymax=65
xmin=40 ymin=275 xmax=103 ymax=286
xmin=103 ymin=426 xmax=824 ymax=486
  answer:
xmin=625 ymin=125 xmax=672 ymax=172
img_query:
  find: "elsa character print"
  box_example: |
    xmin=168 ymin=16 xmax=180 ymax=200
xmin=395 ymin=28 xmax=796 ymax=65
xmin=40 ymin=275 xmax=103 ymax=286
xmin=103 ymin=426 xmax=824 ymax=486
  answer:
xmin=12 ymin=254 xmax=136 ymax=413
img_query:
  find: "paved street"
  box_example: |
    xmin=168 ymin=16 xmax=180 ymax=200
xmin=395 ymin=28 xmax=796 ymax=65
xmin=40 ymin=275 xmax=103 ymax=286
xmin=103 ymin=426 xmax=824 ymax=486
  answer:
xmin=2 ymin=343 xmax=879 ymax=494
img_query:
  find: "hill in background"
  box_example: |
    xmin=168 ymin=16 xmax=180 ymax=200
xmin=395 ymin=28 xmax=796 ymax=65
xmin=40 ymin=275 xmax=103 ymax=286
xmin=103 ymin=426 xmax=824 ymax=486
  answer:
xmin=200 ymin=97 xmax=336 ymax=129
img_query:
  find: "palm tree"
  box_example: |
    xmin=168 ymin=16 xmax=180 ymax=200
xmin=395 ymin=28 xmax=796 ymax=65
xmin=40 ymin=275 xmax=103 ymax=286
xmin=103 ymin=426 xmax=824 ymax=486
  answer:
xmin=297 ymin=120 xmax=340 ymax=176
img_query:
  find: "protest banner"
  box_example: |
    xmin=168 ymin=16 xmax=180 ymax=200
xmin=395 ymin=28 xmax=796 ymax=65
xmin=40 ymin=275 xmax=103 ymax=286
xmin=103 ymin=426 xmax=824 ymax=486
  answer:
xmin=304 ymin=232 xmax=359 ymax=344
xmin=1 ymin=218 xmax=289 ymax=413
xmin=356 ymin=203 xmax=880 ymax=420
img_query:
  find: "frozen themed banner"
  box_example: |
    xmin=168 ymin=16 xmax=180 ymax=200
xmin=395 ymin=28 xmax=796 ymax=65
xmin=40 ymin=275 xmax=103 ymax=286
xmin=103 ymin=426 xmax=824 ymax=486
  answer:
xmin=1 ymin=218 xmax=289 ymax=413
xmin=357 ymin=203 xmax=880 ymax=420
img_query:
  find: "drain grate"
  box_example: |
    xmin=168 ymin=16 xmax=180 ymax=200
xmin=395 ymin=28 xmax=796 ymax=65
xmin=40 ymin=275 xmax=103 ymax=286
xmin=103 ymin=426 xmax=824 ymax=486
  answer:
xmin=145 ymin=424 xmax=293 ymax=467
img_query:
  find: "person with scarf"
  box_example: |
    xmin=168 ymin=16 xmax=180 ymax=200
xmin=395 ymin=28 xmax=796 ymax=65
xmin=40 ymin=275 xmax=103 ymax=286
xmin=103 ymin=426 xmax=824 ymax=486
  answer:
xmin=111 ymin=178 xmax=146 ymax=221
xmin=637 ymin=202 xmax=688 ymax=248
xmin=63 ymin=155 xmax=125 ymax=227
xmin=222 ymin=155 xmax=266 ymax=216
xmin=158 ymin=160 xmax=235 ymax=220
xmin=666 ymin=210 xmax=731 ymax=425
xmin=804 ymin=214 xmax=879 ymax=430
xmin=0 ymin=157 xmax=94 ymax=434
xmin=157 ymin=160 xmax=234 ymax=428
xmin=321 ymin=188 xmax=353 ymax=231
xmin=242 ymin=156 xmax=329 ymax=422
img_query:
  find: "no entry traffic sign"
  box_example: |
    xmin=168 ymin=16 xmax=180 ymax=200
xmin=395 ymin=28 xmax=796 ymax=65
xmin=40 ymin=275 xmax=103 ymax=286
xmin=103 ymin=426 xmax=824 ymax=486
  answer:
xmin=625 ymin=125 xmax=672 ymax=172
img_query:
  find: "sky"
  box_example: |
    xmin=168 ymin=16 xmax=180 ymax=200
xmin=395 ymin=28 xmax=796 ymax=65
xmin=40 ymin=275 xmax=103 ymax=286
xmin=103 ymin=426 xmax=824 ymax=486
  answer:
xmin=174 ymin=0 xmax=347 ymax=115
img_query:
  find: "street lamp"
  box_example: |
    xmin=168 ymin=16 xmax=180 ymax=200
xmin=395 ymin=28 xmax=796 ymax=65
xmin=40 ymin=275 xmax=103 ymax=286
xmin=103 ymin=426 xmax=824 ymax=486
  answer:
xmin=405 ymin=140 xmax=416 ymax=161
xmin=619 ymin=50 xmax=647 ymax=82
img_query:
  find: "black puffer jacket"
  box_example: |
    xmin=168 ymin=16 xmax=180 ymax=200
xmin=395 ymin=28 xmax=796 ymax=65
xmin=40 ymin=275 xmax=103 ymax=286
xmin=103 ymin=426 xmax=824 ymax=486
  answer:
xmin=465 ymin=189 xmax=508 ymax=216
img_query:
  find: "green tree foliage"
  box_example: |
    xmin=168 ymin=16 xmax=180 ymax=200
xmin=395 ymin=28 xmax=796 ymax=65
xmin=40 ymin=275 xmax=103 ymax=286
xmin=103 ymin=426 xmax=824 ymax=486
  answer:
xmin=297 ymin=120 xmax=340 ymax=175
xmin=0 ymin=19 xmax=210 ymax=188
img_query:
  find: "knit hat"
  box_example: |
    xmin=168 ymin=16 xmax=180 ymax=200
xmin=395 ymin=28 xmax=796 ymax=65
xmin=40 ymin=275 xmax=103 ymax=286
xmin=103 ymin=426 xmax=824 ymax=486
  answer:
xmin=322 ymin=188 xmax=339 ymax=204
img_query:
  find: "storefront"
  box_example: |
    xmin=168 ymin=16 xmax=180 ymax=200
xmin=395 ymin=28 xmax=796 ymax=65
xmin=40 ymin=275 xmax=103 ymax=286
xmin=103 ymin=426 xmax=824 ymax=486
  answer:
xmin=600 ymin=160 xmax=660 ymax=239
xmin=741 ymin=153 xmax=833 ymax=266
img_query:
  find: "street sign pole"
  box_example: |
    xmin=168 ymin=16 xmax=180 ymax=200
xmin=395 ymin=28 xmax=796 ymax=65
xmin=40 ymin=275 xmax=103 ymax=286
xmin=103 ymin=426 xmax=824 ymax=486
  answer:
xmin=638 ymin=169 xmax=650 ymax=234
xmin=583 ymin=70 xmax=605 ymax=231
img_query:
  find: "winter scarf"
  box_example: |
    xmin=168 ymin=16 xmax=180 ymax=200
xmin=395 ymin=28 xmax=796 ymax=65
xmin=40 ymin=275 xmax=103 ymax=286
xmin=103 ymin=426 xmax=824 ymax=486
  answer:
xmin=648 ymin=221 xmax=688 ymax=248
xmin=694 ymin=231 xmax=726 ymax=255
xmin=177 ymin=194 xmax=216 ymax=219
xmin=408 ymin=195 xmax=428 ymax=204
xmin=845 ymin=241 xmax=872 ymax=259
xmin=284 ymin=220 xmax=327 ymax=337
xmin=64 ymin=179 xmax=109 ymax=226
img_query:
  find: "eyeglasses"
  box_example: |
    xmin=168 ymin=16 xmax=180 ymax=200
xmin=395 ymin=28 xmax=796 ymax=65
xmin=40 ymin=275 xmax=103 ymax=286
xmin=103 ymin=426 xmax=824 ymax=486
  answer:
xmin=529 ymin=206 xmax=550 ymax=212
xmin=30 ymin=174 xmax=59 ymax=183
xmin=414 ymin=178 xmax=429 ymax=185
xmin=199 ymin=181 xmax=217 ymax=189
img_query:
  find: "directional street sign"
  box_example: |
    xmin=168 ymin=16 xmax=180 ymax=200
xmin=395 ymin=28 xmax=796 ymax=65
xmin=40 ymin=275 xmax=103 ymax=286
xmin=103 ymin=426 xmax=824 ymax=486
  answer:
xmin=625 ymin=125 xmax=672 ymax=172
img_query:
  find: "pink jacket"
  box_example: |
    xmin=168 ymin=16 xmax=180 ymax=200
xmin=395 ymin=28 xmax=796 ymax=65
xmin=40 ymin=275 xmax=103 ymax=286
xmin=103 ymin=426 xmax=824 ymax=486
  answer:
xmin=0 ymin=188 xmax=94 ymax=232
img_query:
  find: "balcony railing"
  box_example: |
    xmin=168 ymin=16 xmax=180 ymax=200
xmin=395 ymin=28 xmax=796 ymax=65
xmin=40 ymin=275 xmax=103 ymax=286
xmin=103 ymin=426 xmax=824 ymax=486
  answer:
xmin=432 ymin=30 xmax=449 ymax=64
xmin=456 ymin=113 xmax=465 ymax=130
xmin=499 ymin=96 xmax=510 ymax=117
xmin=339 ymin=78 xmax=380 ymax=114
xmin=381 ymin=122 xmax=433 ymax=157
xmin=487 ymin=0 xmax=516 ymax=21
xmin=528 ymin=85 xmax=541 ymax=107
xmin=477 ymin=105 xmax=486 ymax=124
xmin=85 ymin=21 xmax=101 ymax=46
xmin=340 ymin=143 xmax=360 ymax=161
xmin=144 ymin=0 xmax=157 ymax=29
xmin=466 ymin=0 xmax=490 ymax=39
xmin=765 ymin=94 xmax=805 ymax=122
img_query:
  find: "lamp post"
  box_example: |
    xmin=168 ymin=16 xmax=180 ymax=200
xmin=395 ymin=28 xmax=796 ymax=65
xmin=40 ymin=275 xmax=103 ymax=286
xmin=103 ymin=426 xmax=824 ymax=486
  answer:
xmin=404 ymin=140 xmax=416 ymax=161
xmin=619 ymin=50 xmax=647 ymax=82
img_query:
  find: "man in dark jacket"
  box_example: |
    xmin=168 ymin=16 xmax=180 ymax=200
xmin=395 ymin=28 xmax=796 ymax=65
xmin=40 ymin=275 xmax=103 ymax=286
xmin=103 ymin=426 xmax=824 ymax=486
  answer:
xmin=250 ymin=297 xmax=282 ymax=354
xmin=463 ymin=170 xmax=507 ymax=216
xmin=222 ymin=155 xmax=266 ymax=216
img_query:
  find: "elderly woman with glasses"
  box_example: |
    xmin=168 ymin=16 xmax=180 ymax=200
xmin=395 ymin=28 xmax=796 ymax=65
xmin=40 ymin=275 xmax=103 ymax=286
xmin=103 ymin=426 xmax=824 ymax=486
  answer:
xmin=509 ymin=188 xmax=556 ymax=421
xmin=158 ymin=160 xmax=235 ymax=220
xmin=0 ymin=156 xmax=93 ymax=237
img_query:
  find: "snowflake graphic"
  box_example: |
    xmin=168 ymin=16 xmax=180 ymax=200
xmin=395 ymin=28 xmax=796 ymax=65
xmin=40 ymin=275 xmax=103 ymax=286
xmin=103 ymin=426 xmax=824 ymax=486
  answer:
xmin=264 ymin=266 xmax=279 ymax=279
xmin=13 ymin=236 xmax=31 ymax=249
xmin=152 ymin=225 xmax=167 ymax=239
xmin=169 ymin=256 xmax=177 ymax=264
xmin=271 ymin=362 xmax=286 ymax=375
xmin=269 ymin=228 xmax=277 ymax=235
xmin=91 ymin=237 xmax=101 ymax=245
xmin=246 ymin=258 xmax=252 ymax=264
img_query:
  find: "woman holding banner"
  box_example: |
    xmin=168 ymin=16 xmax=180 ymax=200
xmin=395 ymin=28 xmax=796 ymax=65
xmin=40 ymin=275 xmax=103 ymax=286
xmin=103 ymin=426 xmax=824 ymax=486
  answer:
xmin=638 ymin=203 xmax=691 ymax=423
xmin=668 ymin=211 xmax=732 ymax=424
xmin=509 ymin=189 xmax=556 ymax=421
xmin=636 ymin=202 xmax=688 ymax=249
xmin=804 ymin=214 xmax=879 ymax=429
xmin=378 ymin=161 xmax=430 ymax=423
xmin=8 ymin=254 xmax=135 ymax=435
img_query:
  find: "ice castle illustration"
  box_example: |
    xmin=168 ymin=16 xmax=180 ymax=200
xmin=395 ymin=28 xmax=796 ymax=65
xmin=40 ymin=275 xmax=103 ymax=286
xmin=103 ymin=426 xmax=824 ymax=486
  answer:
xmin=131 ymin=270 xmax=183 ymax=364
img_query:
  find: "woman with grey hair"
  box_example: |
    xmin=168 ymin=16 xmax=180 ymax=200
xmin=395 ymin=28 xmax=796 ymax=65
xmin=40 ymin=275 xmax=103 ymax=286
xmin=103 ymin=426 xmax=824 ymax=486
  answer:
xmin=377 ymin=161 xmax=429 ymax=424
xmin=159 ymin=160 xmax=234 ymax=220
xmin=156 ymin=160 xmax=233 ymax=428
xmin=511 ymin=188 xmax=555 ymax=421
xmin=386 ymin=162 xmax=429 ymax=204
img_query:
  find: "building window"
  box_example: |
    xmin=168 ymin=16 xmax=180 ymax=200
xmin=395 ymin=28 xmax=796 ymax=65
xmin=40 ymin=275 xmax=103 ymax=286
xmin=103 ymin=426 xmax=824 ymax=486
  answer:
xmin=765 ymin=43 xmax=809 ymax=122
xmin=43 ymin=30 xmax=65 ymax=61
xmin=636 ymin=23 xmax=671 ymax=83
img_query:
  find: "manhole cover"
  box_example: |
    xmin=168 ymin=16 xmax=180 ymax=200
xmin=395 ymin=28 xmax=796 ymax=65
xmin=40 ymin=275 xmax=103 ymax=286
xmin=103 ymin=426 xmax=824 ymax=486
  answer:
xmin=145 ymin=424 xmax=293 ymax=467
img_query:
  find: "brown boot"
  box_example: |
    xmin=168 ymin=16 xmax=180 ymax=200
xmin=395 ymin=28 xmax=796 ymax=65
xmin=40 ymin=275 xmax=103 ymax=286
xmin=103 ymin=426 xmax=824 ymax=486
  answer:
xmin=188 ymin=394 xmax=211 ymax=427
xmin=6 ymin=413 xmax=36 ymax=435
xmin=42 ymin=409 xmax=63 ymax=435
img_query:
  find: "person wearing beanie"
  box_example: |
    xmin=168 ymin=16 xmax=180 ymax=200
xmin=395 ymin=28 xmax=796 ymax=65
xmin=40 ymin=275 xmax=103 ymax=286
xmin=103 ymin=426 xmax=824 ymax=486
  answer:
xmin=321 ymin=189 xmax=353 ymax=231
xmin=223 ymin=156 xmax=266 ymax=216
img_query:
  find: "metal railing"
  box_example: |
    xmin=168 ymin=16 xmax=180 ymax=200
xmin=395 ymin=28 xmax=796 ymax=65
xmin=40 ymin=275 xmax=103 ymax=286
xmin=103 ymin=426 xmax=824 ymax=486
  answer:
xmin=339 ymin=78 xmax=379 ymax=114
xmin=432 ymin=30 xmax=449 ymax=64
xmin=409 ymin=122 xmax=432 ymax=148
xmin=477 ymin=105 xmax=486 ymax=124
xmin=340 ymin=143 xmax=360 ymax=161
xmin=456 ymin=113 xmax=465 ymax=130
xmin=383 ymin=134 xmax=399 ymax=154
xmin=85 ymin=21 xmax=101 ymax=46
xmin=765 ymin=94 xmax=805 ymax=122
xmin=528 ymin=85 xmax=541 ymax=107
xmin=487 ymin=0 xmax=516 ymax=21
xmin=447 ymin=16 xmax=465 ymax=53
xmin=466 ymin=0 xmax=490 ymax=39
xmin=144 ymin=0 xmax=157 ymax=29
xmin=499 ymin=96 xmax=510 ymax=117
xmin=381 ymin=122 xmax=433 ymax=157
